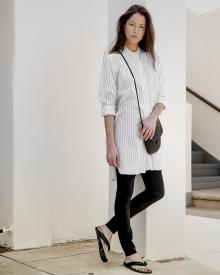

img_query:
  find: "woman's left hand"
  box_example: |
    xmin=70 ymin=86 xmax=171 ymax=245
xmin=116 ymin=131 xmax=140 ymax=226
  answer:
xmin=139 ymin=116 xmax=157 ymax=141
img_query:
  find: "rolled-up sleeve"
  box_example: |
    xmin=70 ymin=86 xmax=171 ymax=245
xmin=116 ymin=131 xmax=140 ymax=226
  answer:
xmin=156 ymin=58 xmax=167 ymax=110
xmin=98 ymin=55 xmax=117 ymax=116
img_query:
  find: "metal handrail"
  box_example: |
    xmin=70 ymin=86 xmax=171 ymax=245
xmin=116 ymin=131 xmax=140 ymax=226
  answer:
xmin=186 ymin=86 xmax=220 ymax=113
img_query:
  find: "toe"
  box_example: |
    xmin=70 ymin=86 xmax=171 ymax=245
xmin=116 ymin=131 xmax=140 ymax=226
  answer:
xmin=133 ymin=265 xmax=152 ymax=273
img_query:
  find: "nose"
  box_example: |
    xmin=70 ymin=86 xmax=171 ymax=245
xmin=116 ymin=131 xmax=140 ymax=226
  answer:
xmin=134 ymin=27 xmax=139 ymax=34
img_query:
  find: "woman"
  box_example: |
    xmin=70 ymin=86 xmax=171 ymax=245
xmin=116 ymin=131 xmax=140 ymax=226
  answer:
xmin=95 ymin=4 xmax=166 ymax=274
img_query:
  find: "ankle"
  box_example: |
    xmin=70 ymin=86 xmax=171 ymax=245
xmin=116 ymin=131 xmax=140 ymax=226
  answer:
xmin=125 ymin=252 xmax=144 ymax=262
xmin=101 ymin=224 xmax=113 ymax=237
xmin=126 ymin=252 xmax=138 ymax=258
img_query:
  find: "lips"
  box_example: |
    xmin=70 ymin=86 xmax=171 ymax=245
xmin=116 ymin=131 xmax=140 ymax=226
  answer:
xmin=132 ymin=35 xmax=138 ymax=38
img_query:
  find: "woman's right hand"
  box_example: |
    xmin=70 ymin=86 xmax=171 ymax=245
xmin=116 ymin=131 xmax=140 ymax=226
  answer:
xmin=106 ymin=143 xmax=120 ymax=168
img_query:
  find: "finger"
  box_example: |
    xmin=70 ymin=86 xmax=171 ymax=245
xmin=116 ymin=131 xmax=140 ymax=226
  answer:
xmin=106 ymin=156 xmax=110 ymax=164
xmin=145 ymin=130 xmax=153 ymax=141
xmin=116 ymin=154 xmax=120 ymax=167
xmin=139 ymin=130 xmax=143 ymax=139
xmin=139 ymin=128 xmax=147 ymax=139
xmin=148 ymin=130 xmax=153 ymax=140
xmin=112 ymin=157 xmax=117 ymax=168
xmin=108 ymin=157 xmax=113 ymax=166
xmin=148 ymin=130 xmax=154 ymax=139
xmin=150 ymin=130 xmax=155 ymax=140
xmin=140 ymin=130 xmax=147 ymax=140
xmin=143 ymin=129 xmax=151 ymax=140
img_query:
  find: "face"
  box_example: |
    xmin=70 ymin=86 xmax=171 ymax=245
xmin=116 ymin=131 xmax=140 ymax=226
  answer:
xmin=124 ymin=13 xmax=146 ymax=45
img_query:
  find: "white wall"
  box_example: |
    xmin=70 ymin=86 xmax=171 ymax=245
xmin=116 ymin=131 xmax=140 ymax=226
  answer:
xmin=47 ymin=0 xmax=109 ymax=243
xmin=145 ymin=0 xmax=186 ymax=260
xmin=186 ymin=103 xmax=192 ymax=193
xmin=187 ymin=0 xmax=220 ymax=15
xmin=12 ymin=0 xmax=109 ymax=248
xmin=0 ymin=0 xmax=14 ymax=247
xmin=187 ymin=9 xmax=220 ymax=107
xmin=186 ymin=9 xmax=220 ymax=160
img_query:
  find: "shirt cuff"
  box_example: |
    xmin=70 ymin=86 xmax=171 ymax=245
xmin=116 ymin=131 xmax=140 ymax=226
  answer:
xmin=101 ymin=105 xmax=116 ymax=116
xmin=156 ymin=96 xmax=166 ymax=110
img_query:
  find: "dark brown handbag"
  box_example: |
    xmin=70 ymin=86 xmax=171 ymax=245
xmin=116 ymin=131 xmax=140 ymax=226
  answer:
xmin=119 ymin=51 xmax=163 ymax=155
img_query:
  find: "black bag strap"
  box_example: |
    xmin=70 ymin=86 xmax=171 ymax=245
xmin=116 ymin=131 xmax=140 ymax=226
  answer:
xmin=119 ymin=52 xmax=144 ymax=129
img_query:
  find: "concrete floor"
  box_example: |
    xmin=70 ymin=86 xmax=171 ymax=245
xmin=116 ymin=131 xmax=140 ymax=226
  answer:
xmin=0 ymin=240 xmax=219 ymax=275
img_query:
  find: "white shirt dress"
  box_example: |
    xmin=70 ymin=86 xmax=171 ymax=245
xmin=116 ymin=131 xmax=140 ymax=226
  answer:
xmin=98 ymin=46 xmax=167 ymax=180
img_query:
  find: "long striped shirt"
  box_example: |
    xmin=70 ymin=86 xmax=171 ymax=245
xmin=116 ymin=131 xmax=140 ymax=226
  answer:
xmin=98 ymin=46 xmax=166 ymax=180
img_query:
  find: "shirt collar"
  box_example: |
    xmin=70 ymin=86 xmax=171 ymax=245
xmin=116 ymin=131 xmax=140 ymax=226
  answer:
xmin=123 ymin=45 xmax=141 ymax=55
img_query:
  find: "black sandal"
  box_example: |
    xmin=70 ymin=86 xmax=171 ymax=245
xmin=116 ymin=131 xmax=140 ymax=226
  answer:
xmin=123 ymin=260 xmax=152 ymax=274
xmin=95 ymin=226 xmax=110 ymax=262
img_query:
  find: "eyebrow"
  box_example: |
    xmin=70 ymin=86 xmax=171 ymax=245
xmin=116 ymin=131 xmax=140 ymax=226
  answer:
xmin=129 ymin=20 xmax=145 ymax=26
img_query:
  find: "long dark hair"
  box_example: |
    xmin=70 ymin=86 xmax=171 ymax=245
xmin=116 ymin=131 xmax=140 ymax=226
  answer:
xmin=109 ymin=4 xmax=157 ymax=69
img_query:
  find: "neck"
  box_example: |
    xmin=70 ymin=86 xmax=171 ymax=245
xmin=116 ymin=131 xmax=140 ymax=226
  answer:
xmin=124 ymin=42 xmax=139 ymax=52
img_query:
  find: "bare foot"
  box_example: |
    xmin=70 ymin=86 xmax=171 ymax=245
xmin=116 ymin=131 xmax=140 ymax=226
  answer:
xmin=124 ymin=252 xmax=152 ymax=273
xmin=99 ymin=224 xmax=113 ymax=243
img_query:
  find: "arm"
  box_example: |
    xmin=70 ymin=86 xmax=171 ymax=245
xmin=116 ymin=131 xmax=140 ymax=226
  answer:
xmin=148 ymin=102 xmax=165 ymax=120
xmin=98 ymin=55 xmax=120 ymax=167
xmin=139 ymin=58 xmax=167 ymax=141
xmin=104 ymin=115 xmax=116 ymax=147
xmin=104 ymin=115 xmax=120 ymax=168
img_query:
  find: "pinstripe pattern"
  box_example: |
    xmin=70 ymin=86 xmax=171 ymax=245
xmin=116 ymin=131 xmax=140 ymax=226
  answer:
xmin=98 ymin=46 xmax=166 ymax=179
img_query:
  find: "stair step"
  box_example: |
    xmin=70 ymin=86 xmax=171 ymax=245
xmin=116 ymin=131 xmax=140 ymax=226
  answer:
xmin=192 ymin=188 xmax=220 ymax=200
xmin=192 ymin=151 xmax=204 ymax=155
xmin=192 ymin=163 xmax=220 ymax=177
xmin=192 ymin=151 xmax=204 ymax=164
xmin=192 ymin=176 xmax=220 ymax=189
xmin=192 ymin=163 xmax=219 ymax=168
xmin=192 ymin=176 xmax=220 ymax=182
xmin=186 ymin=206 xmax=220 ymax=219
xmin=191 ymin=188 xmax=220 ymax=209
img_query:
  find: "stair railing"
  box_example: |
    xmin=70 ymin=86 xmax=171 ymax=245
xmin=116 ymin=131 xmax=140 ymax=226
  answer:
xmin=186 ymin=86 xmax=220 ymax=113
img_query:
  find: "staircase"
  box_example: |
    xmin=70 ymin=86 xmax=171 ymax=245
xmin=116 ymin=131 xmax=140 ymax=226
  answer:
xmin=186 ymin=141 xmax=220 ymax=219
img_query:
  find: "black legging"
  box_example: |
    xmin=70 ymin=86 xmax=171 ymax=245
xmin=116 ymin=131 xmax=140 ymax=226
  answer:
xmin=106 ymin=167 xmax=165 ymax=256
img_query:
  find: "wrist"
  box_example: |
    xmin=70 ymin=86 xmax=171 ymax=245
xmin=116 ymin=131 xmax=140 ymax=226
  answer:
xmin=149 ymin=113 xmax=158 ymax=120
xmin=106 ymin=139 xmax=116 ymax=147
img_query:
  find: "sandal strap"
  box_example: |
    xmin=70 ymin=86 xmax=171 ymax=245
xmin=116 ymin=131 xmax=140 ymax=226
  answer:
xmin=124 ymin=260 xmax=147 ymax=267
xmin=96 ymin=227 xmax=110 ymax=251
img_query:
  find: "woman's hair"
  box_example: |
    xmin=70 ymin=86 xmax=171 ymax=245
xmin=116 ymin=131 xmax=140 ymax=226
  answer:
xmin=109 ymin=4 xmax=157 ymax=68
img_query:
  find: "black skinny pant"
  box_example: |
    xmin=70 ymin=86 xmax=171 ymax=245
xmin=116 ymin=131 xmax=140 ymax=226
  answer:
xmin=106 ymin=167 xmax=165 ymax=256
